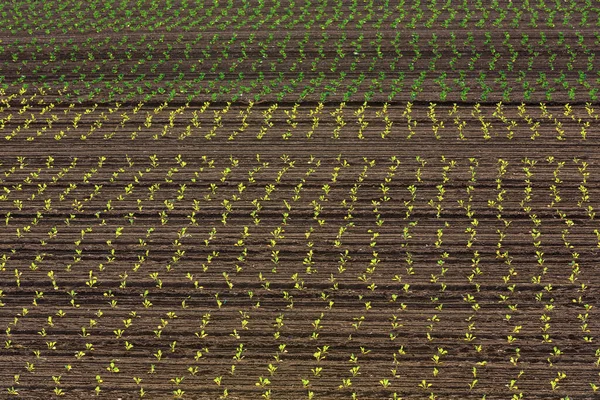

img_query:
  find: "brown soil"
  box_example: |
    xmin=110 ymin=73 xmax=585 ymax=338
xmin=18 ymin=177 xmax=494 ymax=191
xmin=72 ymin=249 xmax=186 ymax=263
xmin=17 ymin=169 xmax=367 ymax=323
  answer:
xmin=2 ymin=3 xmax=600 ymax=399
xmin=1 ymin=104 xmax=600 ymax=398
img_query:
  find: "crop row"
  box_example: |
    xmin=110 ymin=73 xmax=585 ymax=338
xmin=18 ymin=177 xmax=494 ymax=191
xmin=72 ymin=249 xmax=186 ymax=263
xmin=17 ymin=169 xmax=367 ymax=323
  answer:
xmin=2 ymin=0 xmax=599 ymax=36
xmin=1 ymin=90 xmax=599 ymax=142
xmin=2 ymin=28 xmax=600 ymax=103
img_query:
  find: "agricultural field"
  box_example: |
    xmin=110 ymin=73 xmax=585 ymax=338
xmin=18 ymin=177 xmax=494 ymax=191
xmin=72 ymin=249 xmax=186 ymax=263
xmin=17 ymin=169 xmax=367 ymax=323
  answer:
xmin=1 ymin=1 xmax=600 ymax=399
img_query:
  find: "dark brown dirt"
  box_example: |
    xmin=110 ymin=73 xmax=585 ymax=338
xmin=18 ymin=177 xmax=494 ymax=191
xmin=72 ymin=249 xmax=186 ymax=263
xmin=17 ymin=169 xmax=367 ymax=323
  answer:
xmin=2 ymin=2 xmax=600 ymax=399
xmin=1 ymin=105 xmax=600 ymax=398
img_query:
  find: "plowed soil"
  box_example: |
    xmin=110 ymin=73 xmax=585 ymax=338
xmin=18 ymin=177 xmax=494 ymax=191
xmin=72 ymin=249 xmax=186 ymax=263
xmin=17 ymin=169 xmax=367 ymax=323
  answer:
xmin=1 ymin=106 xmax=600 ymax=399
xmin=2 ymin=2 xmax=600 ymax=399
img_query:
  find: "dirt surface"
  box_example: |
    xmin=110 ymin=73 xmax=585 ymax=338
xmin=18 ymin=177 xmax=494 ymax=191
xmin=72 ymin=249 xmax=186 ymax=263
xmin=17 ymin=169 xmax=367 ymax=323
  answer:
xmin=1 ymin=113 xmax=599 ymax=399
xmin=2 ymin=1 xmax=600 ymax=399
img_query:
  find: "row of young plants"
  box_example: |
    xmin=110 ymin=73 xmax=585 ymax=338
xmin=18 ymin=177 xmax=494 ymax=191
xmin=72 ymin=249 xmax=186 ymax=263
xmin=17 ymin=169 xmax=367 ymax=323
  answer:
xmin=1 ymin=89 xmax=600 ymax=142
xmin=2 ymin=0 xmax=598 ymax=37
xmin=1 ymin=153 xmax=599 ymax=397
xmin=2 ymin=27 xmax=600 ymax=103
